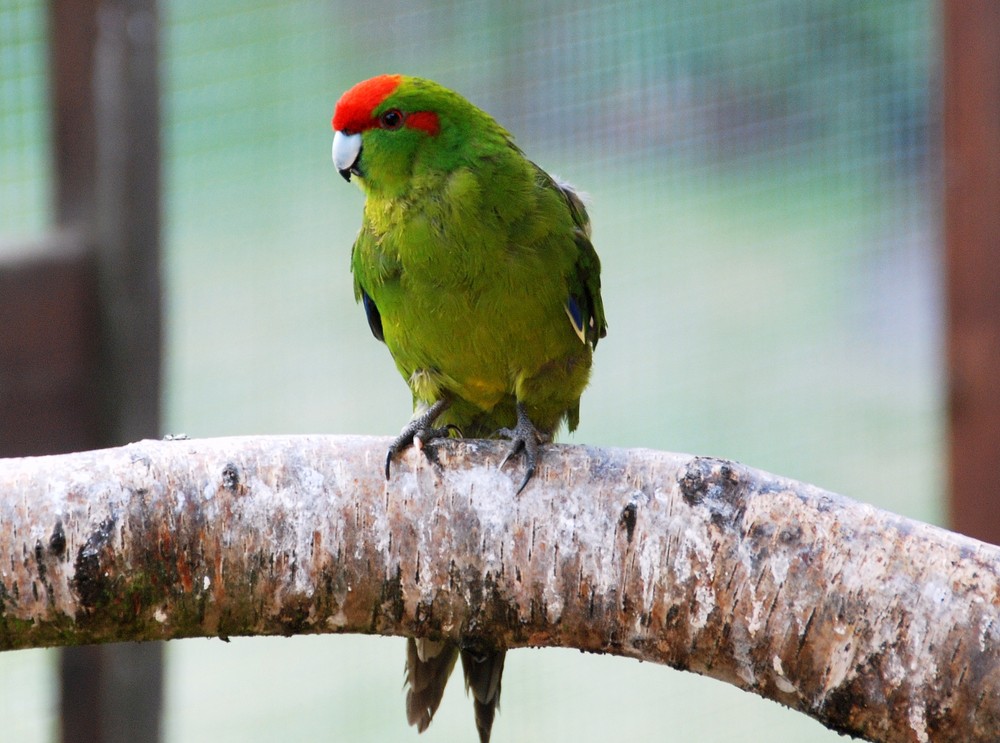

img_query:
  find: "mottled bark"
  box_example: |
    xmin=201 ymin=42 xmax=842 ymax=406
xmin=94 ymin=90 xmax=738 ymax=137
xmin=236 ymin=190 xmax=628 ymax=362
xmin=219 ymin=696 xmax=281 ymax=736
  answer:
xmin=0 ymin=436 xmax=996 ymax=742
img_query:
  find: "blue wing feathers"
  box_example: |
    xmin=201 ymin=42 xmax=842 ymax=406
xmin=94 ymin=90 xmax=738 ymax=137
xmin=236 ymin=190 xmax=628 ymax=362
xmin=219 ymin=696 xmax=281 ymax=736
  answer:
xmin=564 ymin=296 xmax=587 ymax=344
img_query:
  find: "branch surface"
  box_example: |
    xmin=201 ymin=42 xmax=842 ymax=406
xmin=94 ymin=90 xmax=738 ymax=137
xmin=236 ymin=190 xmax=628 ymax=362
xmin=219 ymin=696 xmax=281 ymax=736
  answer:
xmin=0 ymin=435 xmax=996 ymax=742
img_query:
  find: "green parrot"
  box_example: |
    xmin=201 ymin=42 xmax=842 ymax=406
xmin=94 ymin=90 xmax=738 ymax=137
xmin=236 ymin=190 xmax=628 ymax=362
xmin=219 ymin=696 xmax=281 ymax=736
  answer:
xmin=331 ymin=74 xmax=606 ymax=742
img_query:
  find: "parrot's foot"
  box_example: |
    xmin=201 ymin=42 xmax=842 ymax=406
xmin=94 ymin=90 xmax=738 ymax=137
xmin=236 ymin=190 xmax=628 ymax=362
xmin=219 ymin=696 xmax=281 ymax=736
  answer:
xmin=497 ymin=402 xmax=546 ymax=495
xmin=386 ymin=399 xmax=455 ymax=479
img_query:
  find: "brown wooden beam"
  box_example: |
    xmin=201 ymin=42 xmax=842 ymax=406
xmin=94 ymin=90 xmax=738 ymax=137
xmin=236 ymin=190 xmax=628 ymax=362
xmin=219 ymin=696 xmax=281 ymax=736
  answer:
xmin=943 ymin=1 xmax=1000 ymax=543
xmin=0 ymin=238 xmax=100 ymax=457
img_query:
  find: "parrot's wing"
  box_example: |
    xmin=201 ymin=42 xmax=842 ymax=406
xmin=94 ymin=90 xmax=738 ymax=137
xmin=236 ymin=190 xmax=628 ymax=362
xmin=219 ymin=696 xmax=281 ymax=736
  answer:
xmin=360 ymin=287 xmax=384 ymax=342
xmin=572 ymin=229 xmax=607 ymax=348
xmin=551 ymin=175 xmax=608 ymax=349
xmin=350 ymin=227 xmax=387 ymax=343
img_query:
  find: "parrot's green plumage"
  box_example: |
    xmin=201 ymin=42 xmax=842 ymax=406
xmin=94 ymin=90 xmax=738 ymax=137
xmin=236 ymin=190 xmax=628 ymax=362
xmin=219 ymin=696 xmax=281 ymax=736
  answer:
xmin=332 ymin=74 xmax=607 ymax=743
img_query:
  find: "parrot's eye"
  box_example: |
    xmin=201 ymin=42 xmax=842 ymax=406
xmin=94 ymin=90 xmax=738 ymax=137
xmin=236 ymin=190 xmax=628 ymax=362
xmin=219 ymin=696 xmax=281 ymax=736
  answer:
xmin=379 ymin=109 xmax=404 ymax=130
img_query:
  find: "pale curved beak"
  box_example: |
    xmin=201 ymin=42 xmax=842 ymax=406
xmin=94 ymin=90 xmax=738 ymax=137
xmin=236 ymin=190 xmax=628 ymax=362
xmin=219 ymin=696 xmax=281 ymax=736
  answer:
xmin=332 ymin=131 xmax=362 ymax=182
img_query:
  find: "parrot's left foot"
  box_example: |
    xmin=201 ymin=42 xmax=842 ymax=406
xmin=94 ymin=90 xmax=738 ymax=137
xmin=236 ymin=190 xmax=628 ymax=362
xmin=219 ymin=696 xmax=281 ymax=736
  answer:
xmin=497 ymin=402 xmax=547 ymax=494
xmin=386 ymin=398 xmax=455 ymax=479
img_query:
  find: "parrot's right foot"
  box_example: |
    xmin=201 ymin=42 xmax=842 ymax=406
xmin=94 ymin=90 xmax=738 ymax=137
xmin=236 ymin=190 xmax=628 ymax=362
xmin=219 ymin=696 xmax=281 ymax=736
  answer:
xmin=385 ymin=398 xmax=454 ymax=479
xmin=497 ymin=402 xmax=546 ymax=495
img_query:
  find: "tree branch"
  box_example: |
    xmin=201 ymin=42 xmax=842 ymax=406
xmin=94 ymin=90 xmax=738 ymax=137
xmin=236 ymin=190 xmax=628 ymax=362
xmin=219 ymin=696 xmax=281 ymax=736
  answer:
xmin=0 ymin=436 xmax=995 ymax=742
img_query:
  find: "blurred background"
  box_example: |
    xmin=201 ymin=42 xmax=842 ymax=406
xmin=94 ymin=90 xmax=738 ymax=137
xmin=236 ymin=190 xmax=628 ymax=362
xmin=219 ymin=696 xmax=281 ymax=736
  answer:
xmin=1 ymin=0 xmax=944 ymax=741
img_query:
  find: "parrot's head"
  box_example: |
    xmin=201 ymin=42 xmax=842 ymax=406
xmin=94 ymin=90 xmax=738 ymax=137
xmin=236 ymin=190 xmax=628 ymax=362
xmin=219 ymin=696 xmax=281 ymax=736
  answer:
xmin=332 ymin=75 xmax=508 ymax=198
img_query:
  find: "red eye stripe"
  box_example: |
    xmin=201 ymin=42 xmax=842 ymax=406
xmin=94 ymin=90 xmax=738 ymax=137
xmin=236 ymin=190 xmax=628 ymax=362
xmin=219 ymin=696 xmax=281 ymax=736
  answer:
xmin=404 ymin=111 xmax=440 ymax=135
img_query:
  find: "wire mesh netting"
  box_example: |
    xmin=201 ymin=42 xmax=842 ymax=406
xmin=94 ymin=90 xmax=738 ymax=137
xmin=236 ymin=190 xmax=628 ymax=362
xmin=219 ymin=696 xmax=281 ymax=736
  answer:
xmin=1 ymin=0 xmax=938 ymax=741
xmin=0 ymin=0 xmax=49 ymax=239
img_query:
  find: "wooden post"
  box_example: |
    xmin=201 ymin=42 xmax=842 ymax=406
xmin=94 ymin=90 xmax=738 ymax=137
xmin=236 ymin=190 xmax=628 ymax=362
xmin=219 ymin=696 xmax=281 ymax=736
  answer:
xmin=943 ymin=2 xmax=1000 ymax=544
xmin=47 ymin=1 xmax=164 ymax=741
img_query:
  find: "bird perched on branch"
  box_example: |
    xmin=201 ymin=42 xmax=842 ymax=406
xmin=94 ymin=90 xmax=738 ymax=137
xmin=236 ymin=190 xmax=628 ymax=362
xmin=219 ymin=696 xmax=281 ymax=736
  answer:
xmin=331 ymin=74 xmax=606 ymax=742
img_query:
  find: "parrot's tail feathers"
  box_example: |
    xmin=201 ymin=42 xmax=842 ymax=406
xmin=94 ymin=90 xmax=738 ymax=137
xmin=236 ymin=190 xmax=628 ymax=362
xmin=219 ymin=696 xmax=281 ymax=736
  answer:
xmin=405 ymin=638 xmax=459 ymax=732
xmin=472 ymin=696 xmax=498 ymax=743
xmin=460 ymin=647 xmax=506 ymax=743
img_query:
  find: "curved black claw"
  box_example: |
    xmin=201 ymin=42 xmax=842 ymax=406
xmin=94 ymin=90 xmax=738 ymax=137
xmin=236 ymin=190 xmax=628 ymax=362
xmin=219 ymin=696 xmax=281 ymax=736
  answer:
xmin=497 ymin=402 xmax=545 ymax=495
xmin=386 ymin=399 xmax=453 ymax=479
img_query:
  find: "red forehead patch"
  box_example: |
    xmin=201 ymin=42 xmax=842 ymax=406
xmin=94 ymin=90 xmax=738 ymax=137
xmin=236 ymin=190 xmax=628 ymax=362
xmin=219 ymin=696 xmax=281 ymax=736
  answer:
xmin=332 ymin=74 xmax=402 ymax=133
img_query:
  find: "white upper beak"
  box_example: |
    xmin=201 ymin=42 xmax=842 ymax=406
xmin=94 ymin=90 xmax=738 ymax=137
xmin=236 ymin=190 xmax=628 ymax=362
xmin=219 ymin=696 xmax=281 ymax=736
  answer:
xmin=332 ymin=131 xmax=362 ymax=180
